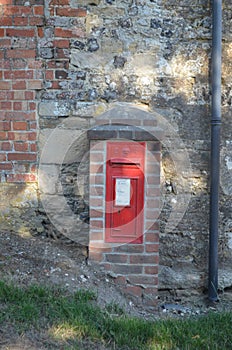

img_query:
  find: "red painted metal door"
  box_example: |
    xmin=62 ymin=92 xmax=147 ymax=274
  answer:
xmin=105 ymin=142 xmax=145 ymax=243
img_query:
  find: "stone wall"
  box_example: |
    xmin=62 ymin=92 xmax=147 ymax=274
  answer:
xmin=0 ymin=0 xmax=232 ymax=297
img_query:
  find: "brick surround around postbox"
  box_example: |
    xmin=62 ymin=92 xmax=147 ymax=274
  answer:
xmin=87 ymin=113 xmax=162 ymax=306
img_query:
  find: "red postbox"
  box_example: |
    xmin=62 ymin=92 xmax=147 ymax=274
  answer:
xmin=105 ymin=141 xmax=145 ymax=243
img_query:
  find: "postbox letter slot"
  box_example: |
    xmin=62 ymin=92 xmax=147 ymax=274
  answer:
xmin=110 ymin=158 xmax=140 ymax=166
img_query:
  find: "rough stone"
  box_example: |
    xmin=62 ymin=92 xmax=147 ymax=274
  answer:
xmin=39 ymin=102 xmax=71 ymax=117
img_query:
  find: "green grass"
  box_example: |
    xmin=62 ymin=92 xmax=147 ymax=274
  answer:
xmin=0 ymin=280 xmax=232 ymax=349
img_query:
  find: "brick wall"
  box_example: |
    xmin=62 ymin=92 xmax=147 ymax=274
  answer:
xmin=0 ymin=1 xmax=44 ymax=183
xmin=0 ymin=0 xmax=87 ymax=183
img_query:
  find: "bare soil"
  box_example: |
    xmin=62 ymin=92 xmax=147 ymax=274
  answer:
xmin=0 ymin=230 xmax=157 ymax=349
xmin=0 ymin=230 xmax=232 ymax=349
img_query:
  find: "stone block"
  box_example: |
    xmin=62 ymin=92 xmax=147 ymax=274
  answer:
xmin=39 ymin=102 xmax=71 ymax=117
xmin=39 ymin=128 xmax=87 ymax=164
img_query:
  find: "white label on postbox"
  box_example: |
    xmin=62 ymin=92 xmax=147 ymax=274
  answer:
xmin=115 ymin=178 xmax=131 ymax=206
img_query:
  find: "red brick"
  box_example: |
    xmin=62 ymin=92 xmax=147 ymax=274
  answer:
xmin=6 ymin=112 xmax=36 ymax=121
xmin=14 ymin=142 xmax=29 ymax=152
xmin=8 ymin=132 xmax=29 ymax=141
xmin=145 ymin=232 xmax=159 ymax=243
xmin=28 ymin=132 xmax=36 ymax=141
xmin=28 ymin=61 xmax=43 ymax=69
xmin=0 ymin=17 xmax=13 ymax=26
xmin=7 ymin=173 xmax=37 ymax=183
xmin=89 ymin=231 xmax=103 ymax=241
xmin=144 ymin=266 xmax=159 ymax=275
xmin=0 ymin=132 xmax=8 ymax=140
xmin=49 ymin=81 xmax=60 ymax=89
xmin=6 ymin=49 xmax=36 ymax=59
xmin=13 ymin=102 xmax=22 ymax=110
xmin=90 ymin=152 xmax=104 ymax=163
xmin=0 ymin=0 xmax=13 ymax=4
xmin=8 ymin=152 xmax=36 ymax=161
xmin=0 ymin=39 xmax=11 ymax=47
xmin=0 ymin=114 xmax=6 ymax=121
xmin=56 ymin=7 xmax=87 ymax=17
xmin=12 ymin=91 xmax=24 ymax=100
xmin=6 ymin=28 xmax=35 ymax=37
xmin=48 ymin=61 xmax=69 ymax=69
xmin=37 ymin=27 xmax=44 ymax=38
xmin=0 ymin=92 xmax=10 ymax=100
xmin=29 ymin=17 xmax=44 ymax=26
xmin=90 ymin=163 xmax=103 ymax=173
xmin=55 ymin=48 xmax=70 ymax=59
xmin=90 ymin=197 xmax=103 ymax=207
xmin=0 ymin=121 xmax=11 ymax=131
xmin=0 ymin=101 xmax=12 ymax=110
xmin=145 ymin=222 xmax=159 ymax=231
xmin=45 ymin=70 xmax=54 ymax=80
xmin=12 ymin=81 xmax=24 ymax=91
xmin=90 ymin=186 xmax=104 ymax=196
xmin=30 ymin=164 xmax=37 ymax=173
xmin=90 ymin=219 xmax=103 ymax=229
xmin=33 ymin=5 xmax=44 ymax=15
xmin=111 ymin=264 xmax=143 ymax=275
xmin=0 ymin=29 xmax=5 ymax=37
xmin=12 ymin=121 xmax=28 ymax=131
xmin=89 ymin=174 xmax=104 ymax=185
xmin=146 ymin=175 xmax=160 ymax=185
xmin=105 ymin=254 xmax=128 ymax=263
xmin=145 ymin=244 xmax=159 ymax=253
xmin=53 ymin=39 xmax=70 ymax=48
xmin=0 ymin=163 xmax=13 ymax=170
xmin=0 ymin=154 xmax=7 ymax=161
xmin=89 ymin=209 xmax=102 ymax=218
xmin=25 ymin=91 xmax=35 ymax=100
xmin=8 ymin=131 xmax=36 ymax=142
xmin=130 ymin=255 xmax=157 ymax=264
xmin=30 ymin=143 xmax=37 ymax=152
xmin=146 ymin=162 xmax=160 ymax=174
xmin=28 ymin=102 xmax=36 ymax=111
xmin=145 ymin=209 xmax=159 ymax=220
xmin=0 ymin=81 xmax=11 ymax=90
xmin=3 ymin=5 xmax=32 ymax=16
xmin=113 ymin=245 xmax=144 ymax=254
xmin=49 ymin=8 xmax=55 ymax=16
xmin=27 ymin=80 xmax=43 ymax=90
xmin=0 ymin=60 xmax=11 ymax=69
xmin=53 ymin=27 xmax=65 ymax=36
xmin=0 ymin=142 xmax=11 ymax=151
xmin=4 ymin=70 xmax=34 ymax=80
xmin=11 ymin=59 xmax=27 ymax=69
xmin=13 ymin=17 xmax=28 ymax=26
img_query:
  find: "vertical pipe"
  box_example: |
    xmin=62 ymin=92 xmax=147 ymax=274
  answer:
xmin=208 ymin=0 xmax=222 ymax=302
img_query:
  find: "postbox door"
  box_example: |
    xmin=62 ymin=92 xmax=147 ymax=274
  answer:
xmin=105 ymin=142 xmax=145 ymax=244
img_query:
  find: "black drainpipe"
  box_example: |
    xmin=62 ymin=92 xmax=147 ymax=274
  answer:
xmin=208 ymin=0 xmax=222 ymax=302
